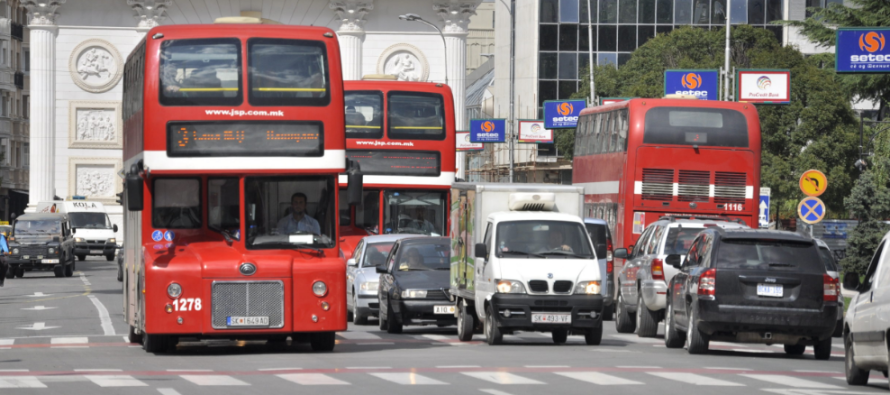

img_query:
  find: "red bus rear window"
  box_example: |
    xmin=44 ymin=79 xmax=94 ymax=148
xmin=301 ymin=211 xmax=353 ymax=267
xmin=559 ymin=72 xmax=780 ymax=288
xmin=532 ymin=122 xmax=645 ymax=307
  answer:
xmin=387 ymin=92 xmax=446 ymax=140
xmin=248 ymin=38 xmax=330 ymax=106
xmin=160 ymin=38 xmax=241 ymax=106
xmin=643 ymin=107 xmax=748 ymax=148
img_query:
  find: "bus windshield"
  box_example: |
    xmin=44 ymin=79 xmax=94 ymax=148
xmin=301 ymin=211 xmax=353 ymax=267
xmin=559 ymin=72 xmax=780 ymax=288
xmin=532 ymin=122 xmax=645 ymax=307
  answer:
xmin=643 ymin=107 xmax=749 ymax=148
xmin=383 ymin=190 xmax=446 ymax=236
xmin=68 ymin=213 xmax=111 ymax=229
xmin=160 ymin=38 xmax=241 ymax=106
xmin=246 ymin=176 xmax=336 ymax=249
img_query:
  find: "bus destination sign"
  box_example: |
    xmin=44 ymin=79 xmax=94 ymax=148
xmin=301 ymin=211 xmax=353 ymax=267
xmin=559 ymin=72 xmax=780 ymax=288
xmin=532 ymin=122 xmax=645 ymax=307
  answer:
xmin=167 ymin=121 xmax=323 ymax=157
xmin=347 ymin=150 xmax=440 ymax=177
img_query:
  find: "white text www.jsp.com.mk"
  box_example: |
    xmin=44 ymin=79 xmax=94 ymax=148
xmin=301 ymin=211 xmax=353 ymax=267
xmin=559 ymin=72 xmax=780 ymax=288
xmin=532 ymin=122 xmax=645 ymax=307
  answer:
xmin=205 ymin=109 xmax=285 ymax=117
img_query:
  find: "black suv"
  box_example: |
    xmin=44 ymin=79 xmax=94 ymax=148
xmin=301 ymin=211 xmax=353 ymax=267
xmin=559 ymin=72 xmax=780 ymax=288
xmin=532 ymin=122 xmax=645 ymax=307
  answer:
xmin=663 ymin=229 xmax=838 ymax=359
xmin=7 ymin=213 xmax=77 ymax=278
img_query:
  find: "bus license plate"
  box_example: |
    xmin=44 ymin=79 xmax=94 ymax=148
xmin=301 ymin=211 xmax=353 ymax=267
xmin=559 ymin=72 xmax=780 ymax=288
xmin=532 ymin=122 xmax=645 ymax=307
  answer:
xmin=434 ymin=305 xmax=455 ymax=314
xmin=757 ymin=284 xmax=783 ymax=297
xmin=226 ymin=316 xmax=269 ymax=327
xmin=90 ymin=250 xmax=103 ymax=254
xmin=531 ymin=313 xmax=571 ymax=324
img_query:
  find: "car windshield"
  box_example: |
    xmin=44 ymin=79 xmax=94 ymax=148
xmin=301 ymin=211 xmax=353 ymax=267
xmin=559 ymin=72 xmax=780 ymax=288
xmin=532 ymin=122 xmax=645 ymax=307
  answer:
xmin=663 ymin=227 xmax=703 ymax=255
xmin=716 ymin=239 xmax=821 ymax=271
xmin=15 ymin=220 xmax=61 ymax=235
xmin=362 ymin=242 xmax=395 ymax=268
xmin=496 ymin=220 xmax=594 ymax=259
xmin=383 ymin=190 xmax=446 ymax=236
xmin=245 ymin=176 xmax=336 ymax=249
xmin=818 ymin=247 xmax=838 ymax=272
xmin=68 ymin=213 xmax=111 ymax=229
xmin=393 ymin=242 xmax=450 ymax=271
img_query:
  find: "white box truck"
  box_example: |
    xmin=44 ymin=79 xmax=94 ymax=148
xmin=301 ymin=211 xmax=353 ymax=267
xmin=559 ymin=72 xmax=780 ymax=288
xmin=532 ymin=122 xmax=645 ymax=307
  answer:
xmin=37 ymin=201 xmax=118 ymax=261
xmin=449 ymin=183 xmax=604 ymax=345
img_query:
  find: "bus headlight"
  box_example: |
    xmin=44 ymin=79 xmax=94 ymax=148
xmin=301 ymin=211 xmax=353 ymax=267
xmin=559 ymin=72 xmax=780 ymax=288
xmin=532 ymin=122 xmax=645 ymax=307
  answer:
xmin=312 ymin=281 xmax=327 ymax=297
xmin=167 ymin=283 xmax=182 ymax=298
xmin=574 ymin=281 xmax=601 ymax=295
xmin=497 ymin=280 xmax=526 ymax=294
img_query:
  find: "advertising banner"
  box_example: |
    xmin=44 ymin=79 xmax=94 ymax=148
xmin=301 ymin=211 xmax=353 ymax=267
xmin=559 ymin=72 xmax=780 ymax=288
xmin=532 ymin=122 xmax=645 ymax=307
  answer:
xmin=456 ymin=132 xmax=484 ymax=151
xmin=543 ymin=99 xmax=586 ymax=129
xmin=664 ymin=70 xmax=719 ymax=100
xmin=517 ymin=120 xmax=553 ymax=143
xmin=469 ymin=119 xmax=506 ymax=143
xmin=837 ymin=28 xmax=890 ymax=73
xmin=737 ymin=70 xmax=790 ymax=104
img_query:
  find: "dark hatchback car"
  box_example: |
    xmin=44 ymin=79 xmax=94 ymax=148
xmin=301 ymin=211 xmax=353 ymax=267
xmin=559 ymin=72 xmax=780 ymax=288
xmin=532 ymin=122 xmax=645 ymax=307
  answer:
xmin=377 ymin=237 xmax=455 ymax=333
xmin=664 ymin=229 xmax=838 ymax=359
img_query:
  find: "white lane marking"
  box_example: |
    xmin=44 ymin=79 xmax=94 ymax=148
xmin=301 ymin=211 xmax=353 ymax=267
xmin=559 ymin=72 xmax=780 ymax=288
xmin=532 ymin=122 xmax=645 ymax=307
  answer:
xmin=337 ymin=331 xmax=381 ymax=340
xmin=609 ymin=334 xmax=663 ymax=344
xmin=258 ymin=367 xmax=302 ymax=371
xmin=355 ymin=342 xmax=395 ymax=345
xmin=0 ymin=369 xmax=28 ymax=372
xmin=422 ymin=334 xmax=469 ymax=346
xmin=0 ymin=339 xmax=13 ymax=346
xmin=437 ymin=365 xmax=481 ymax=368
xmin=525 ymin=365 xmax=570 ymax=368
xmin=157 ymin=389 xmax=182 ymax=395
xmin=617 ymin=366 xmax=661 ymax=369
xmin=18 ymin=322 xmax=59 ymax=330
xmin=21 ymin=306 xmax=56 ymax=311
xmin=346 ymin=367 xmax=391 ymax=370
xmin=74 ymin=369 xmax=123 ymax=372
xmin=730 ymin=348 xmax=775 ymax=353
xmin=180 ymin=375 xmax=250 ymax=386
xmin=86 ymin=375 xmax=148 ymax=387
xmin=122 ymin=336 xmax=129 ymax=342
xmin=793 ymin=370 xmax=839 ymax=373
xmin=51 ymin=337 xmax=88 ymax=345
xmin=79 ymin=274 xmax=91 ymax=286
xmin=0 ymin=376 xmax=47 ymax=388
xmin=591 ymin=349 xmax=637 ymax=353
xmin=370 ymin=372 xmax=447 ymax=385
xmin=740 ymin=374 xmax=841 ymax=389
xmin=647 ymin=372 xmax=745 ymax=386
xmin=705 ymin=367 xmax=752 ymax=371
xmin=277 ymin=373 xmax=350 ymax=385
xmin=87 ymin=295 xmax=115 ymax=336
xmin=556 ymin=372 xmax=643 ymax=385
xmin=167 ymin=369 xmax=213 ymax=372
xmin=462 ymin=372 xmax=545 ymax=385
xmin=27 ymin=292 xmax=51 ymax=297
xmin=479 ymin=390 xmax=515 ymax=395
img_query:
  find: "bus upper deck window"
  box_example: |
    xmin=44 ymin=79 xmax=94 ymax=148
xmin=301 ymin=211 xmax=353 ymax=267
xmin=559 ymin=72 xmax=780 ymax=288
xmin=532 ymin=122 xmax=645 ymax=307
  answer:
xmin=248 ymin=38 xmax=330 ymax=106
xmin=387 ymin=92 xmax=446 ymax=141
xmin=159 ymin=38 xmax=242 ymax=106
xmin=345 ymin=91 xmax=383 ymax=138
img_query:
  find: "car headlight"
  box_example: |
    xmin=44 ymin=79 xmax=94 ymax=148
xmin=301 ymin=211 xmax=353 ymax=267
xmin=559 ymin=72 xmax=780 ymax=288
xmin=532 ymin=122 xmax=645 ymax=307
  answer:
xmin=400 ymin=289 xmax=427 ymax=299
xmin=360 ymin=281 xmax=379 ymax=292
xmin=75 ymin=237 xmax=84 ymax=243
xmin=312 ymin=281 xmax=328 ymax=297
xmin=574 ymin=281 xmax=601 ymax=295
xmin=497 ymin=280 xmax=526 ymax=294
xmin=107 ymin=238 xmax=116 ymax=244
xmin=12 ymin=248 xmax=18 ymax=255
xmin=167 ymin=283 xmax=182 ymax=298
xmin=48 ymin=247 xmax=55 ymax=254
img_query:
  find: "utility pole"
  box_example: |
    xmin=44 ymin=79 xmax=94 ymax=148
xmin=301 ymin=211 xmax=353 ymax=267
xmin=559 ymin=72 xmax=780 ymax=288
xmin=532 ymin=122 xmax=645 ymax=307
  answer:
xmin=724 ymin=2 xmax=731 ymax=101
xmin=587 ymin=0 xmax=595 ymax=105
xmin=506 ymin=0 xmax=515 ymax=182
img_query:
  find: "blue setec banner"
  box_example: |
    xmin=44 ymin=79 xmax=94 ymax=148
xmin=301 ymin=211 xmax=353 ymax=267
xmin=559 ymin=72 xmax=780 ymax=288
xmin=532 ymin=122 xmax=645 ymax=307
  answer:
xmin=543 ymin=100 xmax=586 ymax=129
xmin=664 ymin=70 xmax=719 ymax=100
xmin=469 ymin=119 xmax=506 ymax=143
xmin=837 ymin=28 xmax=890 ymax=73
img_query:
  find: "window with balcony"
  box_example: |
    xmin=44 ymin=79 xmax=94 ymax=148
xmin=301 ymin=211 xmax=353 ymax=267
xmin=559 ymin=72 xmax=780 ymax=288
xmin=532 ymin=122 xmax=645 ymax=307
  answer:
xmin=23 ymin=142 xmax=28 ymax=167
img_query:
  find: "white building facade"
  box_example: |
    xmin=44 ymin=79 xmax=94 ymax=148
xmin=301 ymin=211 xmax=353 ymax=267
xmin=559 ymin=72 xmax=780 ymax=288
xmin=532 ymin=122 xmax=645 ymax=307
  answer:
xmin=25 ymin=0 xmax=482 ymax=233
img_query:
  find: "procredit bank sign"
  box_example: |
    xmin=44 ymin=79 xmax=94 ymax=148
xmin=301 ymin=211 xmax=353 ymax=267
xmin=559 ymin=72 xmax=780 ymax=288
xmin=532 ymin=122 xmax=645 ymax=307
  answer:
xmin=737 ymin=70 xmax=791 ymax=104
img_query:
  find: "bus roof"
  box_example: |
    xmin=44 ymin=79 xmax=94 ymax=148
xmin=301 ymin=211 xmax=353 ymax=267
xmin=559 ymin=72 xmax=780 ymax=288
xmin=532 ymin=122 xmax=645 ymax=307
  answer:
xmin=580 ymin=97 xmax=757 ymax=115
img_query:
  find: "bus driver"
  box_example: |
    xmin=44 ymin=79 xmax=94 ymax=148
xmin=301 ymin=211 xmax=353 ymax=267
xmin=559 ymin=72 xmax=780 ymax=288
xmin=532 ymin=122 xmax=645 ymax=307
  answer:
xmin=277 ymin=193 xmax=321 ymax=235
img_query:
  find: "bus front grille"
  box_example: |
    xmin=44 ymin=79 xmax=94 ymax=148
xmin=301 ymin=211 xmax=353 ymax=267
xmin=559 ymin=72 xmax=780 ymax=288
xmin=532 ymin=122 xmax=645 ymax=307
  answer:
xmin=211 ymin=281 xmax=285 ymax=329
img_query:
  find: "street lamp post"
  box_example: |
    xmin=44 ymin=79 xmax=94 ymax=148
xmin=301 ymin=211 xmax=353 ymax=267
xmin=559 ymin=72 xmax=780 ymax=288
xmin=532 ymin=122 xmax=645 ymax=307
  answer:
xmin=398 ymin=13 xmax=448 ymax=86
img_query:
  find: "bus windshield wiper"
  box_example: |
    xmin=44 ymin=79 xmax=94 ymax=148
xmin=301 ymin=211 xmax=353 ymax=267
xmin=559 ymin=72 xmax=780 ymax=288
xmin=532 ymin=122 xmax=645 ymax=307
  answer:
xmin=499 ymin=250 xmax=545 ymax=258
xmin=292 ymin=245 xmax=325 ymax=257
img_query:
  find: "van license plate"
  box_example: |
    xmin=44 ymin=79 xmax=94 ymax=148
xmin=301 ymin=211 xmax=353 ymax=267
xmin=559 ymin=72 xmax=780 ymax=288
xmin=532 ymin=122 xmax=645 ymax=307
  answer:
xmin=757 ymin=284 xmax=783 ymax=297
xmin=226 ymin=316 xmax=269 ymax=327
xmin=90 ymin=250 xmax=102 ymax=254
xmin=434 ymin=305 xmax=455 ymax=314
xmin=531 ymin=313 xmax=571 ymax=324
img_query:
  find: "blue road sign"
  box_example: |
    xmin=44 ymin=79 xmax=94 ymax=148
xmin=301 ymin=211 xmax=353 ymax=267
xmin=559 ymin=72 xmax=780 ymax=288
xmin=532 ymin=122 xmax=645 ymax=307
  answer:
xmin=798 ymin=197 xmax=826 ymax=225
xmin=469 ymin=119 xmax=506 ymax=143
xmin=543 ymin=100 xmax=586 ymax=129
xmin=664 ymin=70 xmax=719 ymax=100
xmin=837 ymin=28 xmax=890 ymax=73
xmin=759 ymin=194 xmax=770 ymax=228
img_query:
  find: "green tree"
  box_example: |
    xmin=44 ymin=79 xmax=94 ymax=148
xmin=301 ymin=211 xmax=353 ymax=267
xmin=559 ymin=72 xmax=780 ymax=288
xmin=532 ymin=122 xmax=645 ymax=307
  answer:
xmin=841 ymin=170 xmax=890 ymax=273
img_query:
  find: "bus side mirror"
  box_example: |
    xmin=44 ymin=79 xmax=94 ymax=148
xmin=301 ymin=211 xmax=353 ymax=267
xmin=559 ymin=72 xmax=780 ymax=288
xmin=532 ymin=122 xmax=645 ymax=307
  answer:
xmin=125 ymin=173 xmax=144 ymax=212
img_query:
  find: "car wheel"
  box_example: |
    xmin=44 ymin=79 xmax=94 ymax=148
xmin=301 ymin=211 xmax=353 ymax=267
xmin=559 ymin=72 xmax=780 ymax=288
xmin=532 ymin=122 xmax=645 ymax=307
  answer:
xmin=77 ymin=255 xmax=85 ymax=261
xmin=309 ymin=332 xmax=336 ymax=352
xmin=784 ymin=344 xmax=806 ymax=355
xmin=353 ymin=294 xmax=368 ymax=325
xmin=685 ymin=303 xmax=709 ymax=354
xmin=457 ymin=301 xmax=474 ymax=342
xmin=813 ymin=337 xmax=832 ymax=360
xmin=128 ymin=325 xmax=143 ymax=344
xmin=601 ymin=304 xmax=614 ymax=321
xmin=484 ymin=306 xmax=502 ymax=345
xmin=378 ymin=301 xmax=387 ymax=330
xmin=636 ymin=294 xmax=658 ymax=337
xmin=53 ymin=266 xmax=63 ymax=278
xmin=845 ymin=333 xmax=869 ymax=385
xmin=346 ymin=294 xmax=354 ymax=322
xmin=552 ymin=329 xmax=568 ymax=344
xmin=833 ymin=319 xmax=843 ymax=338
xmin=117 ymin=262 xmax=123 ymax=282
xmin=664 ymin=302 xmax=685 ymax=349
xmin=106 ymin=254 xmax=114 ymax=262
xmin=15 ymin=267 xmax=23 ymax=278
xmin=585 ymin=325 xmax=603 ymax=345
xmin=385 ymin=300 xmax=402 ymax=334
xmin=614 ymin=292 xmax=636 ymax=333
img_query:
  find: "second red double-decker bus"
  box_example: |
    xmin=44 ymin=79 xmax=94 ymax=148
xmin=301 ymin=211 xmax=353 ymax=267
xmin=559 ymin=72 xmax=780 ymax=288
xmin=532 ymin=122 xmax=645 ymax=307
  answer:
xmin=572 ymin=97 xmax=761 ymax=261
xmin=121 ymin=21 xmax=357 ymax=353
xmin=337 ymin=79 xmax=456 ymax=257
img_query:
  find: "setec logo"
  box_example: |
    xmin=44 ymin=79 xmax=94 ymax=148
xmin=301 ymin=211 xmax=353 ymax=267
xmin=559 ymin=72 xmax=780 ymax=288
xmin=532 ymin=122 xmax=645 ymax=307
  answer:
xmin=852 ymin=31 xmax=890 ymax=64
xmin=674 ymin=72 xmax=708 ymax=98
xmin=557 ymin=102 xmax=573 ymax=116
xmin=757 ymin=76 xmax=772 ymax=90
xmin=481 ymin=121 xmax=496 ymax=133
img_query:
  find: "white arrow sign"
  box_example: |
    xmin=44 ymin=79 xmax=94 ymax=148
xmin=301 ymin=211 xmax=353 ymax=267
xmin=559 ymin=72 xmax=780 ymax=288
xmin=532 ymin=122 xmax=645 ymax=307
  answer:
xmin=18 ymin=322 xmax=59 ymax=331
xmin=27 ymin=292 xmax=52 ymax=298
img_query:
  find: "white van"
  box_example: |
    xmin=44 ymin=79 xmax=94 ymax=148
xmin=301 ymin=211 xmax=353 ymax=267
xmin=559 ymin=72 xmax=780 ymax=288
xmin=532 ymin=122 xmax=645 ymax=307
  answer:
xmin=37 ymin=201 xmax=118 ymax=261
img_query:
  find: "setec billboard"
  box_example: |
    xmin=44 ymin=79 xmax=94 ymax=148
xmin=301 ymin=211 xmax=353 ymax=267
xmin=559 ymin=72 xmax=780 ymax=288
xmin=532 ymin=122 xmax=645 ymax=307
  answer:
xmin=456 ymin=132 xmax=484 ymax=151
xmin=737 ymin=70 xmax=791 ymax=104
xmin=664 ymin=70 xmax=718 ymax=100
xmin=518 ymin=120 xmax=553 ymax=143
xmin=543 ymin=99 xmax=586 ymax=129
xmin=469 ymin=119 xmax=506 ymax=143
xmin=837 ymin=28 xmax=890 ymax=73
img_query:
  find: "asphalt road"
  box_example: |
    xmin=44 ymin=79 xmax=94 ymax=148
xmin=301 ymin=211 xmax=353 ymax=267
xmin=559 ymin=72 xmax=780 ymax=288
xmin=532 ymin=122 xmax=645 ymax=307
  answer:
xmin=0 ymin=258 xmax=884 ymax=395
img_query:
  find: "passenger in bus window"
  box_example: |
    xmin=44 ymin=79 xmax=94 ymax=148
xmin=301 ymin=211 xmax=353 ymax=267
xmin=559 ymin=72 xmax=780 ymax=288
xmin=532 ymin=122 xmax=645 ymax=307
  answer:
xmin=277 ymin=193 xmax=321 ymax=235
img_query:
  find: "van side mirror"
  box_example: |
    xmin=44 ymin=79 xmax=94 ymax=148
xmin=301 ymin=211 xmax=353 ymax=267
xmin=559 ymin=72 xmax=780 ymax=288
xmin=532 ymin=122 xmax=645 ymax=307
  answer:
xmin=614 ymin=248 xmax=628 ymax=259
xmin=665 ymin=254 xmax=683 ymax=268
xmin=474 ymin=243 xmax=487 ymax=259
xmin=125 ymin=173 xmax=144 ymax=212
xmin=113 ymin=224 xmax=118 ymax=233
xmin=843 ymin=273 xmax=861 ymax=291
xmin=376 ymin=266 xmax=388 ymax=274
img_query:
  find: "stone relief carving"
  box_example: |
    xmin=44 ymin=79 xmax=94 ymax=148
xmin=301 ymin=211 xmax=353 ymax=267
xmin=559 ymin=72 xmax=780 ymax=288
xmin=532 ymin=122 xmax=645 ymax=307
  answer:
xmin=128 ymin=0 xmax=172 ymax=28
xmin=377 ymin=44 xmax=430 ymax=82
xmin=68 ymin=101 xmax=122 ymax=149
xmin=68 ymin=39 xmax=123 ymax=93
xmin=24 ymin=0 xmax=66 ymax=26
xmin=68 ymin=158 xmax=122 ymax=203
xmin=330 ymin=1 xmax=373 ymax=33
xmin=76 ymin=110 xmax=116 ymax=141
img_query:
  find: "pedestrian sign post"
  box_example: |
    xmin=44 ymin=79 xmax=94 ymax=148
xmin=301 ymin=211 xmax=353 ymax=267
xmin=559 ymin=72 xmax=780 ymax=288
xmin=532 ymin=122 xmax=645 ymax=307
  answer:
xmin=798 ymin=197 xmax=826 ymax=225
xmin=799 ymin=169 xmax=827 ymax=197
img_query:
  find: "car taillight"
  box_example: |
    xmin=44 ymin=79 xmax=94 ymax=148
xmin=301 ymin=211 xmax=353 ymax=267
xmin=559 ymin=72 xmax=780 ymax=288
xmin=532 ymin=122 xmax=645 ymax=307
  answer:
xmin=651 ymin=258 xmax=665 ymax=281
xmin=823 ymin=274 xmax=838 ymax=302
xmin=606 ymin=261 xmax=613 ymax=274
xmin=698 ymin=268 xmax=716 ymax=296
xmin=606 ymin=238 xmax=613 ymax=263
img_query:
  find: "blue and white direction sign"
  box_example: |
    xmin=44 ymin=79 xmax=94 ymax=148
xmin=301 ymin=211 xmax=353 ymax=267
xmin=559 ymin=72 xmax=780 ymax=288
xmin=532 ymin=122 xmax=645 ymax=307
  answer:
xmin=469 ymin=119 xmax=506 ymax=143
xmin=543 ymin=99 xmax=586 ymax=129
xmin=798 ymin=197 xmax=826 ymax=225
xmin=837 ymin=28 xmax=890 ymax=73
xmin=759 ymin=187 xmax=770 ymax=228
xmin=664 ymin=70 xmax=719 ymax=100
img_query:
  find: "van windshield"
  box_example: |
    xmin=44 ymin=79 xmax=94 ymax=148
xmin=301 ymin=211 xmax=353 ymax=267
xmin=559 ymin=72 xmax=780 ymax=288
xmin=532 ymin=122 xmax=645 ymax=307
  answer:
xmin=68 ymin=213 xmax=111 ymax=229
xmin=497 ymin=221 xmax=594 ymax=259
xmin=15 ymin=220 xmax=61 ymax=235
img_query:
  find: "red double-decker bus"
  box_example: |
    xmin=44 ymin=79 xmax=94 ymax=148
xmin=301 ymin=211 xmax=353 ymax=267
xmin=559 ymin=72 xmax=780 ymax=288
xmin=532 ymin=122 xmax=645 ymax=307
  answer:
xmin=572 ymin=97 xmax=761 ymax=262
xmin=338 ymin=79 xmax=456 ymax=257
xmin=121 ymin=22 xmax=357 ymax=353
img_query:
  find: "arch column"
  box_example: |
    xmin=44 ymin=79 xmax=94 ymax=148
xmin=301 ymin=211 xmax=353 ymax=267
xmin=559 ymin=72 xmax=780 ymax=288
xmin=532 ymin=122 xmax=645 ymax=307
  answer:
xmin=330 ymin=1 xmax=373 ymax=80
xmin=128 ymin=0 xmax=173 ymax=33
